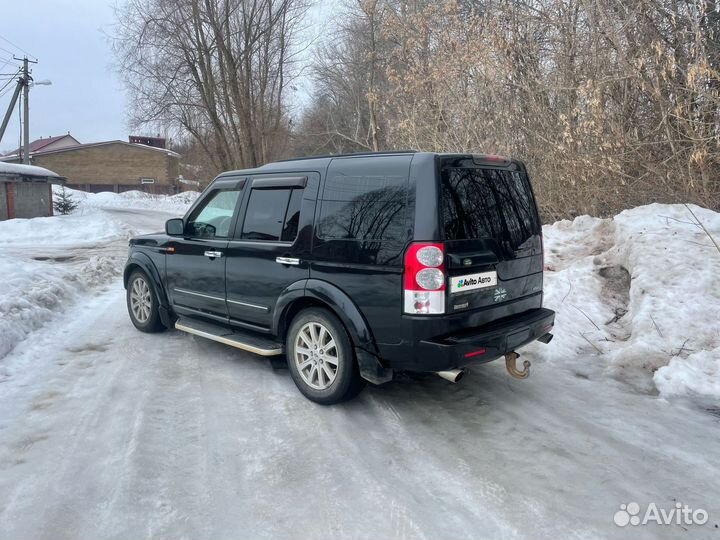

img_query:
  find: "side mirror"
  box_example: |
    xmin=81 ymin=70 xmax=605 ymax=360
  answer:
xmin=165 ymin=218 xmax=184 ymax=236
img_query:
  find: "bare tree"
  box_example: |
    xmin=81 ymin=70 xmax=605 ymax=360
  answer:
xmin=113 ymin=0 xmax=309 ymax=170
xmin=294 ymin=0 xmax=390 ymax=154
xmin=297 ymin=0 xmax=720 ymax=217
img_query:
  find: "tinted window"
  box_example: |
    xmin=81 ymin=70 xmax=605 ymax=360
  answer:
xmin=282 ymin=189 xmax=302 ymax=241
xmin=187 ymin=189 xmax=241 ymax=238
xmin=318 ymin=157 xmax=410 ymax=241
xmin=240 ymin=188 xmax=303 ymax=242
xmin=441 ymin=168 xmax=539 ymax=250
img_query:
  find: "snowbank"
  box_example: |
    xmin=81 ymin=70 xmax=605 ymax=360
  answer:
xmin=52 ymin=185 xmax=200 ymax=214
xmin=0 ymin=211 xmax=128 ymax=247
xmin=0 ymin=188 xmax=197 ymax=360
xmin=535 ymin=203 xmax=720 ymax=401
xmin=0 ymin=253 xmax=121 ymax=360
xmin=654 ymin=347 xmax=720 ymax=399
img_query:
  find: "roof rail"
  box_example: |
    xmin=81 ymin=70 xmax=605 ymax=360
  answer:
xmin=274 ymin=150 xmax=417 ymax=163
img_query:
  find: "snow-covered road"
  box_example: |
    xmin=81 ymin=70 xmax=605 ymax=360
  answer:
xmin=1 ymin=202 xmax=719 ymax=539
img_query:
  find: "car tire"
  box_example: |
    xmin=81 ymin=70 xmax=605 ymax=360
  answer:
xmin=126 ymin=269 xmax=165 ymax=333
xmin=286 ymin=307 xmax=365 ymax=405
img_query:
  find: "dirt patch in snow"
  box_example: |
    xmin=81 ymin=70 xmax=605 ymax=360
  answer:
xmin=597 ymin=264 xmax=631 ymax=340
xmin=32 ymin=255 xmax=77 ymax=263
xmin=66 ymin=342 xmax=110 ymax=354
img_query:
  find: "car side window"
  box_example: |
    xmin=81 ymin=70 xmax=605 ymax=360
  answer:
xmin=240 ymin=188 xmax=303 ymax=242
xmin=318 ymin=157 xmax=410 ymax=241
xmin=186 ymin=189 xmax=242 ymax=239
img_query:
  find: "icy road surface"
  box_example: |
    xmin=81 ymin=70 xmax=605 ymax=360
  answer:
xmin=1 ymin=206 xmax=719 ymax=540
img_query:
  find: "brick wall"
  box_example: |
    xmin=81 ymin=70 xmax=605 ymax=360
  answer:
xmin=32 ymin=143 xmax=178 ymax=188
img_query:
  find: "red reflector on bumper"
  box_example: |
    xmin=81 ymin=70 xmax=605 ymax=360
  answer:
xmin=464 ymin=348 xmax=487 ymax=359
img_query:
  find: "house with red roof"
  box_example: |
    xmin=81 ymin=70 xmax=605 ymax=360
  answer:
xmin=4 ymin=133 xmax=81 ymax=159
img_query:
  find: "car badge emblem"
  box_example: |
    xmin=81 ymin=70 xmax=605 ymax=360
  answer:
xmin=494 ymin=288 xmax=508 ymax=303
xmin=462 ymin=258 xmax=472 ymax=266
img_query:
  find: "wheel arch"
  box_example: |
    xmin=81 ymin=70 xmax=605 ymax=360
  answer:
xmin=273 ymin=279 xmax=378 ymax=355
xmin=124 ymin=253 xmax=169 ymax=310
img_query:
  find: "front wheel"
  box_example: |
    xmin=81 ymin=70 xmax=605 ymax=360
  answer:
xmin=126 ymin=270 xmax=165 ymax=333
xmin=286 ymin=308 xmax=365 ymax=405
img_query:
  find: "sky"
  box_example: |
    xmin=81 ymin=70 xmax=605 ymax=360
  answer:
xmin=0 ymin=0 xmax=129 ymax=153
xmin=0 ymin=0 xmax=336 ymax=155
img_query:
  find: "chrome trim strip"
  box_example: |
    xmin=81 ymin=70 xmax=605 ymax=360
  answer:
xmin=173 ymin=288 xmax=225 ymax=303
xmin=174 ymin=305 xmax=228 ymax=323
xmin=228 ymin=240 xmax=293 ymax=247
xmin=175 ymin=322 xmax=283 ymax=356
xmin=227 ymin=240 xmax=293 ymax=247
xmin=226 ymin=298 xmax=269 ymax=311
xmin=276 ymin=256 xmax=300 ymax=266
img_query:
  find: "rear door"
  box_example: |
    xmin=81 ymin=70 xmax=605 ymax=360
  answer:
xmin=439 ymin=157 xmax=543 ymax=314
xmin=224 ymin=173 xmax=318 ymax=329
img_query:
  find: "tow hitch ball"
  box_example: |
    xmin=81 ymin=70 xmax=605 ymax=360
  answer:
xmin=505 ymin=351 xmax=531 ymax=379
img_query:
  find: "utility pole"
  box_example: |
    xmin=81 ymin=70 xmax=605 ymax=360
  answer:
xmin=18 ymin=56 xmax=37 ymax=164
xmin=22 ymin=57 xmax=30 ymax=164
xmin=0 ymin=56 xmax=38 ymax=161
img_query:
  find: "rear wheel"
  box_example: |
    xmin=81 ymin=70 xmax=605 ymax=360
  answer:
xmin=126 ymin=270 xmax=165 ymax=333
xmin=286 ymin=308 xmax=364 ymax=404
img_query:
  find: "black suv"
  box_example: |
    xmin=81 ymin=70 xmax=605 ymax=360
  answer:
xmin=124 ymin=152 xmax=555 ymax=404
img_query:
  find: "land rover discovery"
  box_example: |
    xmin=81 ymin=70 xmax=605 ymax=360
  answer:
xmin=124 ymin=152 xmax=555 ymax=404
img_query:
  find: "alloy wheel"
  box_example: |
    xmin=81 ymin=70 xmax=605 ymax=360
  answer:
xmin=130 ymin=277 xmax=152 ymax=323
xmin=294 ymin=321 xmax=339 ymax=390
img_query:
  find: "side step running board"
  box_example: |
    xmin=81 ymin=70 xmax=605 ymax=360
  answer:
xmin=175 ymin=317 xmax=283 ymax=356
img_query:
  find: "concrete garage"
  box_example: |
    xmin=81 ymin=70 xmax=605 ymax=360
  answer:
xmin=0 ymin=163 xmax=64 ymax=221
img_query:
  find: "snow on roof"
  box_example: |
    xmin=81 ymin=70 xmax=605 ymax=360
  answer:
xmin=0 ymin=162 xmax=62 ymax=178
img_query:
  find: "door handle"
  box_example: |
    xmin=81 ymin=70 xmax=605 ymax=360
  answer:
xmin=204 ymin=250 xmax=224 ymax=258
xmin=275 ymin=256 xmax=300 ymax=266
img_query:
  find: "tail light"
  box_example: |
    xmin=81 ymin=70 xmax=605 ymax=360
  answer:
xmin=404 ymin=242 xmax=446 ymax=314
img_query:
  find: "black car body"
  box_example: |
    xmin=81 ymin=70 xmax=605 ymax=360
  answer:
xmin=124 ymin=151 xmax=555 ymax=403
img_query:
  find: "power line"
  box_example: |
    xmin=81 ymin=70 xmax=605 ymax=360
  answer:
xmin=0 ymin=71 xmax=21 ymax=96
xmin=0 ymin=69 xmax=20 ymax=85
xmin=0 ymin=86 xmax=16 ymax=100
xmin=0 ymin=45 xmax=16 ymax=58
xmin=0 ymin=77 xmax=15 ymax=92
xmin=0 ymin=34 xmax=36 ymax=61
xmin=0 ymin=56 xmax=12 ymax=72
xmin=0 ymin=76 xmax=19 ymax=97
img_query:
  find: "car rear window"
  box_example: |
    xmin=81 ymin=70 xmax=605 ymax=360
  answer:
xmin=440 ymin=167 xmax=539 ymax=250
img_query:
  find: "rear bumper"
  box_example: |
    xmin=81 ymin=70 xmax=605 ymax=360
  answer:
xmin=385 ymin=308 xmax=555 ymax=372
